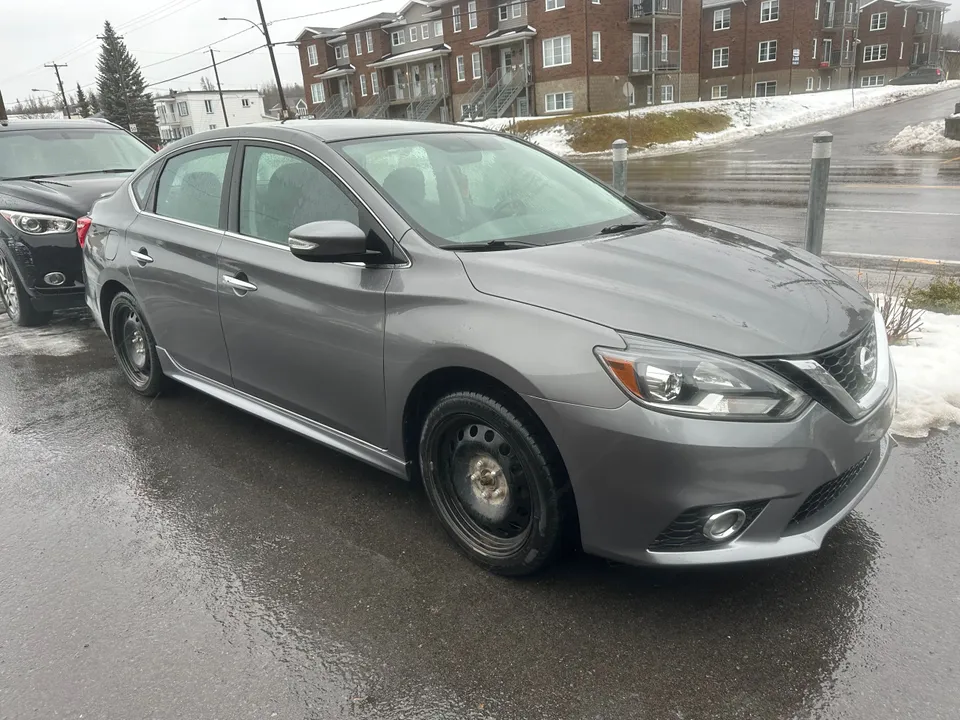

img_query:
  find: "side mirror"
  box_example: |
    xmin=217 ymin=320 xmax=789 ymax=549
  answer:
xmin=288 ymin=220 xmax=368 ymax=261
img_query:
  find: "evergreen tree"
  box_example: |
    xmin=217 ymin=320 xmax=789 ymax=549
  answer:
xmin=88 ymin=91 xmax=101 ymax=114
xmin=96 ymin=21 xmax=159 ymax=144
xmin=76 ymin=83 xmax=91 ymax=118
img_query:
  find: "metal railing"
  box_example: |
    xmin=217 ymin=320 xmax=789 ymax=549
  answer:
xmin=915 ymin=20 xmax=940 ymax=34
xmin=315 ymin=92 xmax=355 ymax=118
xmin=630 ymin=50 xmax=681 ymax=73
xmin=462 ymin=65 xmax=528 ymax=121
xmin=818 ymin=49 xmax=856 ymax=68
xmin=823 ymin=10 xmax=858 ymax=29
xmin=629 ymin=0 xmax=682 ymax=20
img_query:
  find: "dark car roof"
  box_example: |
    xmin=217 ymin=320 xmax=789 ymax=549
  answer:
xmin=197 ymin=118 xmax=486 ymax=144
xmin=0 ymin=118 xmax=123 ymax=132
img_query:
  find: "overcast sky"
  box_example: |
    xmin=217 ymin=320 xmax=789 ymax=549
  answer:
xmin=2 ymin=0 xmax=956 ymax=106
xmin=0 ymin=0 xmax=400 ymax=105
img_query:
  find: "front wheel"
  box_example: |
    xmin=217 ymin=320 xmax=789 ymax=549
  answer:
xmin=109 ymin=292 xmax=171 ymax=397
xmin=419 ymin=390 xmax=572 ymax=576
xmin=0 ymin=254 xmax=52 ymax=327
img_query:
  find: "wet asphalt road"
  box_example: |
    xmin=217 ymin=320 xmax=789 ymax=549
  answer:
xmin=2 ymin=311 xmax=960 ymax=719
xmin=576 ymin=86 xmax=960 ymax=262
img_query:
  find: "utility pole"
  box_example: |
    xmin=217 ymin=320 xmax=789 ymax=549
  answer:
xmin=209 ymin=48 xmax=229 ymax=127
xmin=255 ymin=0 xmax=288 ymax=120
xmin=44 ymin=62 xmax=72 ymax=118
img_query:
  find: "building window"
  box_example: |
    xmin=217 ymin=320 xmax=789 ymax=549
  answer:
xmin=456 ymin=55 xmax=466 ymax=81
xmin=714 ymin=8 xmax=730 ymax=30
xmin=371 ymin=72 xmax=380 ymax=95
xmin=453 ymin=6 xmax=462 ymax=32
xmin=863 ymin=44 xmax=887 ymax=62
xmin=335 ymin=44 xmax=348 ymax=60
xmin=900 ymin=41 xmax=904 ymax=60
xmin=760 ymin=0 xmax=779 ymax=22
xmin=544 ymin=91 xmax=573 ymax=112
xmin=661 ymin=34 xmax=669 ymax=61
xmin=391 ymin=31 xmax=405 ymax=46
xmin=759 ymin=40 xmax=777 ymax=62
xmin=472 ymin=51 xmax=481 ymax=78
xmin=360 ymin=75 xmax=368 ymax=96
xmin=468 ymin=0 xmax=477 ymax=28
xmin=499 ymin=4 xmax=509 ymax=20
xmin=177 ymin=101 xmax=189 ymax=116
xmin=307 ymin=44 xmax=318 ymax=66
xmin=711 ymin=84 xmax=728 ymax=99
xmin=646 ymin=86 xmax=653 ymax=105
xmin=512 ymin=1 xmax=522 ymax=17
xmin=421 ymin=23 xmax=430 ymax=39
xmin=592 ymin=0 xmax=600 ymax=3
xmin=241 ymin=98 xmax=251 ymax=107
xmin=546 ymin=0 xmax=565 ymax=10
xmin=661 ymin=84 xmax=674 ymax=103
xmin=755 ymin=80 xmax=777 ymax=97
xmin=461 ymin=104 xmax=471 ymax=119
xmin=592 ymin=32 xmax=601 ymax=61
xmin=542 ymin=35 xmax=572 ymax=67
xmin=813 ymin=38 xmax=817 ymax=59
xmin=806 ymin=76 xmax=814 ymax=91
xmin=434 ymin=20 xmax=443 ymax=36
xmin=366 ymin=31 xmax=374 ymax=52
xmin=712 ymin=47 xmax=729 ymax=68
xmin=410 ymin=25 xmax=418 ymax=42
xmin=870 ymin=12 xmax=887 ymax=31
xmin=861 ymin=74 xmax=885 ymax=87
xmin=355 ymin=34 xmax=363 ymax=55
xmin=182 ymin=127 xmax=193 ymax=136
xmin=310 ymin=83 xmax=325 ymax=104
xmin=204 ymin=99 xmax=214 ymax=114
xmin=815 ymin=1 xmax=820 ymax=20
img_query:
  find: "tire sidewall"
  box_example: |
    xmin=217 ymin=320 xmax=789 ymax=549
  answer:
xmin=419 ymin=392 xmax=562 ymax=575
xmin=109 ymin=292 xmax=164 ymax=396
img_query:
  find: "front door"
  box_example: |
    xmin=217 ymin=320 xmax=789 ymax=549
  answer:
xmin=501 ymin=47 xmax=514 ymax=83
xmin=412 ymin=65 xmax=422 ymax=97
xmin=822 ymin=38 xmax=832 ymax=63
xmin=426 ymin=63 xmax=437 ymax=95
xmin=632 ymin=34 xmax=650 ymax=72
xmin=216 ymin=142 xmax=393 ymax=446
xmin=395 ymin=68 xmax=408 ymax=99
xmin=338 ymin=77 xmax=350 ymax=107
xmin=124 ymin=143 xmax=234 ymax=384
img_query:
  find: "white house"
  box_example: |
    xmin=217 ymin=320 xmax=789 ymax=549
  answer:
xmin=154 ymin=89 xmax=273 ymax=141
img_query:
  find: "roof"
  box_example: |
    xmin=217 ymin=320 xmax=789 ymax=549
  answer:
xmin=153 ymin=89 xmax=260 ymax=99
xmin=370 ymin=43 xmax=451 ymax=68
xmin=702 ymin=0 xmax=737 ymax=7
xmin=0 ymin=118 xmax=124 ymax=131
xmin=295 ymin=26 xmax=336 ymax=41
xmin=473 ymin=26 xmax=537 ymax=47
xmin=338 ymin=12 xmax=399 ymax=32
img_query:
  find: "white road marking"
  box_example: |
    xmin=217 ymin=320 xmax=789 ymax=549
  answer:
xmin=827 ymin=208 xmax=960 ymax=216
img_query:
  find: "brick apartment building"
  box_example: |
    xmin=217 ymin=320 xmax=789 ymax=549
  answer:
xmin=700 ymin=0 xmax=950 ymax=101
xmin=294 ymin=0 xmax=949 ymax=121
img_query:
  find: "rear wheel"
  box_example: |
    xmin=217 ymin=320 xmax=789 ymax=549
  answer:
xmin=0 ymin=255 xmax=53 ymax=327
xmin=109 ymin=292 xmax=170 ymax=397
xmin=419 ymin=390 xmax=571 ymax=576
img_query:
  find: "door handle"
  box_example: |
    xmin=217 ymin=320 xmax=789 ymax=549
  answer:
xmin=130 ymin=249 xmax=153 ymax=265
xmin=222 ymin=274 xmax=258 ymax=293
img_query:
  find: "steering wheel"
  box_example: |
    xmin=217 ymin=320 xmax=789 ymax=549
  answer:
xmin=493 ymin=197 xmax=527 ymax=218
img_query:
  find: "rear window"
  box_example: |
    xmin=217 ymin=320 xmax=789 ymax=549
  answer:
xmin=0 ymin=127 xmax=153 ymax=180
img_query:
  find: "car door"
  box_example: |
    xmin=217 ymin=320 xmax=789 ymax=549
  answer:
xmin=217 ymin=141 xmax=395 ymax=447
xmin=124 ymin=142 xmax=235 ymax=384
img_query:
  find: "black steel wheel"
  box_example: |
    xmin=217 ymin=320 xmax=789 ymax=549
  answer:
xmin=0 ymin=254 xmax=52 ymax=327
xmin=419 ymin=390 xmax=572 ymax=575
xmin=109 ymin=292 xmax=169 ymax=397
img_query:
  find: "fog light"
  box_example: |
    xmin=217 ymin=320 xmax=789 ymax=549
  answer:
xmin=702 ymin=508 xmax=747 ymax=541
xmin=43 ymin=272 xmax=66 ymax=286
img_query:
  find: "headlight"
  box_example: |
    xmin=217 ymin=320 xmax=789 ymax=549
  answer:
xmin=595 ymin=334 xmax=809 ymax=421
xmin=0 ymin=210 xmax=76 ymax=235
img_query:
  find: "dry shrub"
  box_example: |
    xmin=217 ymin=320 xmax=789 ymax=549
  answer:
xmin=871 ymin=264 xmax=924 ymax=344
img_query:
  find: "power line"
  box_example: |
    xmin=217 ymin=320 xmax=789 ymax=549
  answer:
xmin=144 ymin=45 xmax=267 ymax=89
xmin=141 ymin=26 xmax=256 ymax=69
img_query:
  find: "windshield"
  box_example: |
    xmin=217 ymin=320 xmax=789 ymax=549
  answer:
xmin=336 ymin=132 xmax=651 ymax=246
xmin=0 ymin=128 xmax=153 ymax=181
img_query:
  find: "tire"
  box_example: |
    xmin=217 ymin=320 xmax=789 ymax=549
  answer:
xmin=419 ymin=390 xmax=572 ymax=576
xmin=108 ymin=292 xmax=170 ymax=397
xmin=0 ymin=254 xmax=52 ymax=327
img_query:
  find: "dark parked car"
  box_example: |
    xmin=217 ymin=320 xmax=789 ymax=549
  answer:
xmin=888 ymin=66 xmax=944 ymax=85
xmin=0 ymin=119 xmax=153 ymax=325
xmin=83 ymin=121 xmax=895 ymax=575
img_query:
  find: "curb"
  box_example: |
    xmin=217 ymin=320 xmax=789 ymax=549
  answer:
xmin=823 ymin=251 xmax=960 ymax=277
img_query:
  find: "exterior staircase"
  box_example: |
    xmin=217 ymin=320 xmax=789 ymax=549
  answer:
xmin=359 ymin=91 xmax=390 ymax=119
xmin=410 ymin=79 xmax=446 ymax=121
xmin=315 ymin=93 xmax=354 ymax=119
xmin=461 ymin=65 xmax=527 ymax=121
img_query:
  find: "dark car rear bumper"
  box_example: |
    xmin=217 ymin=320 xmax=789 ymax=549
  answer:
xmin=30 ymin=287 xmax=87 ymax=311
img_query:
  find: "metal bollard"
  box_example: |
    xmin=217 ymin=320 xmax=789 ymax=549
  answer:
xmin=612 ymin=139 xmax=628 ymax=195
xmin=804 ymin=132 xmax=833 ymax=257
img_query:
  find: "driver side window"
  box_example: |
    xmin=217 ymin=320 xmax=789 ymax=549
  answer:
xmin=238 ymin=145 xmax=359 ymax=245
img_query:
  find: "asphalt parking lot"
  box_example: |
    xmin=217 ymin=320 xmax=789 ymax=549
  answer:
xmin=1 ymin=310 xmax=959 ymax=720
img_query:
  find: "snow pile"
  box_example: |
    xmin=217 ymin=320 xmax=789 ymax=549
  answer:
xmin=886 ymin=119 xmax=960 ymax=154
xmin=890 ymin=310 xmax=960 ymax=438
xmin=468 ymin=81 xmax=960 ymax=157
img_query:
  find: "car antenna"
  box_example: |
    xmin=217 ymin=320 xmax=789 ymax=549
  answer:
xmin=0 ymin=90 xmax=8 ymax=126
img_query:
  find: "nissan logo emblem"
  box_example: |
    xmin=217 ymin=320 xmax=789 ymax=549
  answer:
xmin=859 ymin=344 xmax=877 ymax=378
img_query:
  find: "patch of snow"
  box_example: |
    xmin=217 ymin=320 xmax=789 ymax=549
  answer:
xmin=886 ymin=119 xmax=960 ymax=154
xmin=464 ymin=82 xmax=960 ymax=157
xmin=890 ymin=310 xmax=960 ymax=438
xmin=0 ymin=319 xmax=88 ymax=356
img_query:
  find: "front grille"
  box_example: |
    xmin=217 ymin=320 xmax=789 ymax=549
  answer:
xmin=815 ymin=324 xmax=878 ymax=401
xmin=785 ymin=453 xmax=872 ymax=534
xmin=649 ymin=501 xmax=768 ymax=551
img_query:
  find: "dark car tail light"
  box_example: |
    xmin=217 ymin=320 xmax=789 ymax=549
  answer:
xmin=76 ymin=216 xmax=92 ymax=247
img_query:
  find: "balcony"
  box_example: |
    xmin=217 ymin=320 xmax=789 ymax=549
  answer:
xmin=818 ymin=49 xmax=856 ymax=68
xmin=822 ymin=10 xmax=858 ymax=30
xmin=387 ymin=79 xmax=447 ymax=104
xmin=629 ymin=50 xmax=681 ymax=73
xmin=915 ymin=20 xmax=940 ymax=35
xmin=629 ymin=0 xmax=682 ymax=22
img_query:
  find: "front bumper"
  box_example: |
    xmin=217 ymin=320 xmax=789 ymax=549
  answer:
xmin=524 ymin=369 xmax=896 ymax=567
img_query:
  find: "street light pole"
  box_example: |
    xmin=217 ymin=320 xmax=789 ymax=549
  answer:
xmin=209 ymin=48 xmax=229 ymax=127
xmin=254 ymin=0 xmax=289 ymax=120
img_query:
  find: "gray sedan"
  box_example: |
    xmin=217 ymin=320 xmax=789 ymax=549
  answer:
xmin=82 ymin=120 xmax=895 ymax=575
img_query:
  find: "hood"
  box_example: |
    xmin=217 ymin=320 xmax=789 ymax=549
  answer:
xmin=0 ymin=174 xmax=128 ymax=218
xmin=457 ymin=215 xmax=874 ymax=358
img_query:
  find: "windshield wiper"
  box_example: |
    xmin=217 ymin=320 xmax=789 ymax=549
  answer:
xmin=439 ymin=239 xmax=537 ymax=252
xmin=1 ymin=168 xmax=138 ymax=182
xmin=598 ymin=221 xmax=650 ymax=235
